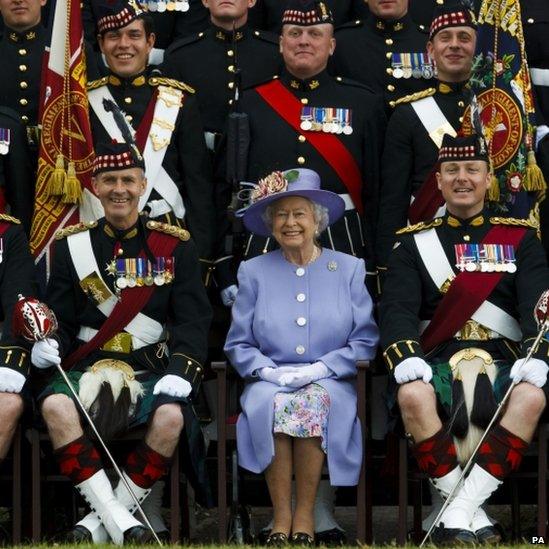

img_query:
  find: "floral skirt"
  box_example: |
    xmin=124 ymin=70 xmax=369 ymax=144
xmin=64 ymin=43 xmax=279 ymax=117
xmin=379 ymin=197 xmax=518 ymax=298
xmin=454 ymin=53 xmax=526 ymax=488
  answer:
xmin=273 ymin=383 xmax=330 ymax=453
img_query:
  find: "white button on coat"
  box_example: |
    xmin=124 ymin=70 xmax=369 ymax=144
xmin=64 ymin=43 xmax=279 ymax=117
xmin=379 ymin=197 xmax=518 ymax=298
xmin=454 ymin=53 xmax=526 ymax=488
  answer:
xmin=296 ymin=345 xmax=305 ymax=355
xmin=296 ymin=293 xmax=306 ymax=302
xmin=296 ymin=317 xmax=307 ymax=326
xmin=296 ymin=267 xmax=305 ymax=277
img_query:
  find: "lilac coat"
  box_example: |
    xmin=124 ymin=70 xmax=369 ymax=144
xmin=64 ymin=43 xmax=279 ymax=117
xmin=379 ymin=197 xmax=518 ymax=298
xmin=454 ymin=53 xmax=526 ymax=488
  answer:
xmin=224 ymin=249 xmax=379 ymax=486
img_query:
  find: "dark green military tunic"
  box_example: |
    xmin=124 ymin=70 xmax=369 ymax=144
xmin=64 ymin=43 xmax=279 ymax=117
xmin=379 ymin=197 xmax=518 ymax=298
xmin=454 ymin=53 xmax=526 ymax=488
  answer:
xmin=376 ymin=81 xmax=470 ymax=267
xmin=237 ymin=70 xmax=386 ymax=270
xmin=163 ymin=24 xmax=281 ymax=135
xmin=88 ymin=69 xmax=216 ymax=261
xmin=331 ymin=13 xmax=434 ymax=113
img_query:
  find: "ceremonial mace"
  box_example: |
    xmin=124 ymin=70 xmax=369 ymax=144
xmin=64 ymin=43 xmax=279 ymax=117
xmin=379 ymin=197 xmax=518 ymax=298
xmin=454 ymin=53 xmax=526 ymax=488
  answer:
xmin=420 ymin=289 xmax=549 ymax=547
xmin=12 ymin=296 xmax=163 ymax=546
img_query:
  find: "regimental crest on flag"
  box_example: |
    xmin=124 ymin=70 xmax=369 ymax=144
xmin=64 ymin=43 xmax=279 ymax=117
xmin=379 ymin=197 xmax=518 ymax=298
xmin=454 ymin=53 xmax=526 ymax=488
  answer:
xmin=462 ymin=0 xmax=546 ymax=217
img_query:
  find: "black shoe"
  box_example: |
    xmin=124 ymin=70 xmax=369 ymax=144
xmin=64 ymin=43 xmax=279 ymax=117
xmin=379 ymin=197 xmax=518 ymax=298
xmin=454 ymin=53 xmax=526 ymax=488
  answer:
xmin=431 ymin=525 xmax=478 ymax=545
xmin=124 ymin=525 xmax=156 ymax=544
xmin=266 ymin=532 xmax=289 ymax=546
xmin=475 ymin=523 xmax=504 ymax=544
xmin=291 ymin=532 xmax=314 ymax=546
xmin=64 ymin=525 xmax=93 ymax=543
xmin=315 ymin=528 xmax=347 ymax=546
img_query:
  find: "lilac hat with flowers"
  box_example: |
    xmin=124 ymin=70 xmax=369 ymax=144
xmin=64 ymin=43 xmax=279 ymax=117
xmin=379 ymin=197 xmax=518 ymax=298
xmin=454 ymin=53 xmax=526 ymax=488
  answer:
xmin=242 ymin=168 xmax=345 ymax=237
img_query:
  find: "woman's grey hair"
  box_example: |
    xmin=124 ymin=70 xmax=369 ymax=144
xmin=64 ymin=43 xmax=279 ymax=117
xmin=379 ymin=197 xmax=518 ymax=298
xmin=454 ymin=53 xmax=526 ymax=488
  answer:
xmin=262 ymin=198 xmax=330 ymax=234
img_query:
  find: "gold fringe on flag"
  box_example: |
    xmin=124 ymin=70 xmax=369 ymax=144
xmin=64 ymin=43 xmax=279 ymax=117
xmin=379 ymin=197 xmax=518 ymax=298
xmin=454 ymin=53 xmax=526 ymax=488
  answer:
xmin=523 ymin=150 xmax=547 ymax=192
xmin=62 ymin=161 xmax=82 ymax=204
xmin=49 ymin=154 xmax=67 ymax=197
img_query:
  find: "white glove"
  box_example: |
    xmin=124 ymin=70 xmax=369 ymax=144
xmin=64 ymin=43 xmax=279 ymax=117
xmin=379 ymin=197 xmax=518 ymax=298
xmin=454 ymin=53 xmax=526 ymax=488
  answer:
xmin=510 ymin=357 xmax=549 ymax=388
xmin=31 ymin=338 xmax=61 ymax=369
xmin=394 ymin=357 xmax=432 ymax=384
xmin=258 ymin=366 xmax=300 ymax=385
xmin=0 ymin=367 xmax=26 ymax=393
xmin=153 ymin=374 xmax=192 ymax=398
xmin=220 ymin=285 xmax=238 ymax=307
xmin=278 ymin=361 xmax=330 ymax=388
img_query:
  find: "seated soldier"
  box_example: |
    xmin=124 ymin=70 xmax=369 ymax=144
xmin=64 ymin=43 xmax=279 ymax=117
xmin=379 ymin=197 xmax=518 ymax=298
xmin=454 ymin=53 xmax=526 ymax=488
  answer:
xmin=0 ymin=214 xmax=35 ymax=530
xmin=31 ymin=143 xmax=212 ymax=544
xmin=379 ymin=133 xmax=549 ymax=545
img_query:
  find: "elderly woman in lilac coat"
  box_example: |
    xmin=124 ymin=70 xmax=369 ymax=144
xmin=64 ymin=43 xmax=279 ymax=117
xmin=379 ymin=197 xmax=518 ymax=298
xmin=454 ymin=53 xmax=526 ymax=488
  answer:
xmin=224 ymin=168 xmax=379 ymax=545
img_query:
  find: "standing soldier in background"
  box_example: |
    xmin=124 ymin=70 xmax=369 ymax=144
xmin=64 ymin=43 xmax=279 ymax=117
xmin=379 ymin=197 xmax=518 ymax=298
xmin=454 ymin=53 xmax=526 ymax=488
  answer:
xmin=331 ymin=0 xmax=435 ymax=114
xmin=376 ymin=0 xmax=476 ymax=271
xmin=87 ymin=0 xmax=216 ymax=263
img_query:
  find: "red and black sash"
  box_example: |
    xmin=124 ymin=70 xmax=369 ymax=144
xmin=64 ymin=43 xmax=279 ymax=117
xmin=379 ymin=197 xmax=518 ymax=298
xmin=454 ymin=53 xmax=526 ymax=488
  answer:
xmin=256 ymin=79 xmax=364 ymax=215
xmin=63 ymin=229 xmax=179 ymax=369
xmin=408 ymin=164 xmax=444 ymax=225
xmin=133 ymin=89 xmax=158 ymax=152
xmin=420 ymin=224 xmax=528 ymax=352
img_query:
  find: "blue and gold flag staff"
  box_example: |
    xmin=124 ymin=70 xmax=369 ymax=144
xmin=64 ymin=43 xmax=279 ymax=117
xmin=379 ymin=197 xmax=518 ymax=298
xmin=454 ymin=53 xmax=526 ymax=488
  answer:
xmin=463 ymin=0 xmax=546 ymax=218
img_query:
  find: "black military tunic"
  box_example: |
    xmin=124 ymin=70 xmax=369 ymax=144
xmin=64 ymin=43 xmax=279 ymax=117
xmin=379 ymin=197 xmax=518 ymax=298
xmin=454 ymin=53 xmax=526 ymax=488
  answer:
xmin=0 ymin=216 xmax=35 ymax=378
xmin=87 ymin=69 xmax=216 ymax=261
xmin=0 ymin=107 xmax=34 ymax=234
xmin=163 ymin=24 xmax=282 ymax=136
xmin=331 ymin=13 xmax=435 ymax=112
xmin=248 ymin=0 xmax=369 ymax=34
xmin=237 ymin=69 xmax=386 ymax=267
xmin=379 ymin=211 xmax=549 ymax=371
xmin=47 ymin=215 xmax=212 ymax=391
xmin=0 ymin=23 xmax=47 ymax=139
xmin=376 ymin=81 xmax=470 ymax=267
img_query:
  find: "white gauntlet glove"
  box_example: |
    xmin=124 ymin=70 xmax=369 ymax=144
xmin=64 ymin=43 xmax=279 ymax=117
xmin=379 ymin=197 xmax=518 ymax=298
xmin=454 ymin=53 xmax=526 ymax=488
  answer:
xmin=220 ymin=285 xmax=238 ymax=307
xmin=258 ymin=366 xmax=299 ymax=385
xmin=31 ymin=338 xmax=61 ymax=369
xmin=153 ymin=374 xmax=192 ymax=398
xmin=278 ymin=361 xmax=330 ymax=388
xmin=510 ymin=357 xmax=549 ymax=388
xmin=0 ymin=367 xmax=26 ymax=393
xmin=394 ymin=357 xmax=433 ymax=384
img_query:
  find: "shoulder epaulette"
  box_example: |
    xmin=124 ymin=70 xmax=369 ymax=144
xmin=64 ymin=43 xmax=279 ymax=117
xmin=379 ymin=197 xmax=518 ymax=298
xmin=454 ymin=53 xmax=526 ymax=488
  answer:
xmin=148 ymin=76 xmax=195 ymax=94
xmin=334 ymin=75 xmax=376 ymax=94
xmin=489 ymin=216 xmax=539 ymax=229
xmin=390 ymin=87 xmax=436 ymax=108
xmin=166 ymin=31 xmax=205 ymax=54
xmin=0 ymin=214 xmax=20 ymax=224
xmin=335 ymin=19 xmax=363 ymax=32
xmin=251 ymin=29 xmax=279 ymax=45
xmin=55 ymin=221 xmax=98 ymax=240
xmin=147 ymin=220 xmax=190 ymax=241
xmin=86 ymin=76 xmax=109 ymax=90
xmin=395 ymin=218 xmax=443 ymax=234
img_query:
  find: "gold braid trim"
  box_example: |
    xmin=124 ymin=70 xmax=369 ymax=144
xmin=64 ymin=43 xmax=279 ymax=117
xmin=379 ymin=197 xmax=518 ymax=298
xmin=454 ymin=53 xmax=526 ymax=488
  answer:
xmin=148 ymin=77 xmax=195 ymax=94
xmin=146 ymin=220 xmax=191 ymax=241
xmin=489 ymin=216 xmax=538 ymax=229
xmin=55 ymin=221 xmax=98 ymax=240
xmin=0 ymin=214 xmax=20 ymax=224
xmin=86 ymin=76 xmax=109 ymax=90
xmin=390 ymin=87 xmax=436 ymax=108
xmin=395 ymin=218 xmax=442 ymax=235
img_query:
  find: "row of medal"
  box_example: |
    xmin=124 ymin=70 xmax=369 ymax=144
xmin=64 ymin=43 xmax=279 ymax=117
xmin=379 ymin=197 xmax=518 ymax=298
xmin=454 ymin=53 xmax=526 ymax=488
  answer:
xmin=300 ymin=107 xmax=353 ymax=135
xmin=141 ymin=0 xmax=190 ymax=11
xmin=454 ymin=243 xmax=517 ymax=273
xmin=0 ymin=128 xmax=11 ymax=156
xmin=391 ymin=53 xmax=435 ymax=80
xmin=114 ymin=257 xmax=175 ymax=289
